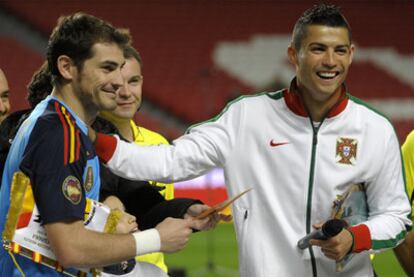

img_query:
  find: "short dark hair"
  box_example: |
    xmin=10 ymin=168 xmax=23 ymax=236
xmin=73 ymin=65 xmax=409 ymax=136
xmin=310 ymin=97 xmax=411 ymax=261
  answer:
xmin=46 ymin=13 xmax=131 ymax=85
xmin=292 ymin=3 xmax=351 ymax=51
xmin=27 ymin=62 xmax=52 ymax=108
xmin=123 ymin=45 xmax=143 ymax=67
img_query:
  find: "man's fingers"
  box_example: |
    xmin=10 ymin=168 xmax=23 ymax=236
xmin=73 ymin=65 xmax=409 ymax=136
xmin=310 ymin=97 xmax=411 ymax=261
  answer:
xmin=221 ymin=214 xmax=233 ymax=222
xmin=188 ymin=217 xmax=209 ymax=230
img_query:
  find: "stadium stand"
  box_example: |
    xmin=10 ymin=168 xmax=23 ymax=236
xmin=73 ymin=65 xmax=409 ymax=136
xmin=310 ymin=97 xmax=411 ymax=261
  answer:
xmin=0 ymin=37 xmax=43 ymax=111
xmin=0 ymin=1 xmax=413 ymax=142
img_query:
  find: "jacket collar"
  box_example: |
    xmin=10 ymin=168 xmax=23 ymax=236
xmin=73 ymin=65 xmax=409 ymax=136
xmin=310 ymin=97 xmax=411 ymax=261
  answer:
xmin=283 ymin=78 xmax=348 ymax=118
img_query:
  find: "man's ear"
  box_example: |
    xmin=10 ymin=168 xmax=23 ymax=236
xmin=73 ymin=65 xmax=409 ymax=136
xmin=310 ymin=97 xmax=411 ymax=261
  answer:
xmin=287 ymin=43 xmax=298 ymax=66
xmin=348 ymin=44 xmax=355 ymax=66
xmin=57 ymin=55 xmax=76 ymax=81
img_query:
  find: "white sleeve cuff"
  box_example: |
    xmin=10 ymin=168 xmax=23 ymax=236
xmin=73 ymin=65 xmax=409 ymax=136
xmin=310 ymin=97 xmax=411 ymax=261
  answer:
xmin=132 ymin=229 xmax=161 ymax=256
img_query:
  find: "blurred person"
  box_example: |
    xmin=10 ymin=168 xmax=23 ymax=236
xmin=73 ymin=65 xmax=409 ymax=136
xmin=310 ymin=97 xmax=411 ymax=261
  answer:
xmin=394 ymin=130 xmax=414 ymax=276
xmin=100 ymin=45 xmax=174 ymax=273
xmin=26 ymin=62 xmax=53 ymax=108
xmin=91 ymin=4 xmax=411 ymax=277
xmin=0 ymin=68 xmax=10 ymax=123
xmin=5 ymin=51 xmax=228 ymax=276
xmin=0 ymin=13 xmax=213 ymax=276
xmin=0 ymin=63 xmax=49 ymax=186
xmin=0 ymin=68 xmax=12 ymax=179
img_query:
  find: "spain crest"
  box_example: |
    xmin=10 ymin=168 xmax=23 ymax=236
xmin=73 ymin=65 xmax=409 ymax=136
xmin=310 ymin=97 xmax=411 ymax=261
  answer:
xmin=336 ymin=137 xmax=357 ymax=165
xmin=62 ymin=176 xmax=82 ymax=204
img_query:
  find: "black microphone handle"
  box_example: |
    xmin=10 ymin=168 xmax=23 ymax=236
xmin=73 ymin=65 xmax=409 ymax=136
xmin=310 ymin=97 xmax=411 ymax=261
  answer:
xmin=297 ymin=219 xmax=346 ymax=250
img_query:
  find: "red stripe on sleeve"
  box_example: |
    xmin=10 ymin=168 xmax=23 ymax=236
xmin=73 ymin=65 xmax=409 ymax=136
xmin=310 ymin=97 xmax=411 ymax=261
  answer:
xmin=348 ymin=224 xmax=371 ymax=253
xmin=75 ymin=129 xmax=81 ymax=161
xmin=94 ymin=133 xmax=117 ymax=163
xmin=54 ymin=102 xmax=69 ymax=165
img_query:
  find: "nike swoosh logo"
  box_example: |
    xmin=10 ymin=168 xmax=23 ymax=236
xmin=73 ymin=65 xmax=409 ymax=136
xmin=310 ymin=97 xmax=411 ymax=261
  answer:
xmin=269 ymin=140 xmax=289 ymax=147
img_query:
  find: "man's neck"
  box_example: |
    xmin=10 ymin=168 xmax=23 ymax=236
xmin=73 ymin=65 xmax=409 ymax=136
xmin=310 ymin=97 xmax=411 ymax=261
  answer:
xmin=100 ymin=112 xmax=134 ymax=142
xmin=299 ymin=88 xmax=342 ymax=122
xmin=51 ymin=86 xmax=97 ymax=125
xmin=116 ymin=120 xmax=134 ymax=142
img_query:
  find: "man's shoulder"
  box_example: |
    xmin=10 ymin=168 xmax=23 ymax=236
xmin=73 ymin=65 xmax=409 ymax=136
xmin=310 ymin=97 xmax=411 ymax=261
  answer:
xmin=217 ymin=91 xmax=283 ymax=117
xmin=22 ymin=100 xmax=84 ymax=148
xmin=347 ymin=94 xmax=393 ymax=126
xmin=348 ymin=95 xmax=386 ymax=117
xmin=228 ymin=90 xmax=284 ymax=105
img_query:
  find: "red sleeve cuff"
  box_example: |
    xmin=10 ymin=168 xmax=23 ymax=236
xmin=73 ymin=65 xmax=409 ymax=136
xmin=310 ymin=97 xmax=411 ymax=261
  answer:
xmin=94 ymin=133 xmax=117 ymax=163
xmin=348 ymin=224 xmax=371 ymax=253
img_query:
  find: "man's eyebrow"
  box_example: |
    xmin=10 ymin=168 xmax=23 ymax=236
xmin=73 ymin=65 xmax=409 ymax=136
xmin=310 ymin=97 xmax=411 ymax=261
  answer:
xmin=309 ymin=42 xmax=350 ymax=47
xmin=101 ymin=60 xmax=121 ymax=67
xmin=308 ymin=43 xmax=351 ymax=51
xmin=130 ymin=74 xmax=143 ymax=79
xmin=335 ymin=44 xmax=351 ymax=48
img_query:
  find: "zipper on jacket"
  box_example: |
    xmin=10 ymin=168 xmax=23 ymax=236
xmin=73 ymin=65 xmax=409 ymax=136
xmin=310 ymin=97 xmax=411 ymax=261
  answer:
xmin=306 ymin=119 xmax=323 ymax=277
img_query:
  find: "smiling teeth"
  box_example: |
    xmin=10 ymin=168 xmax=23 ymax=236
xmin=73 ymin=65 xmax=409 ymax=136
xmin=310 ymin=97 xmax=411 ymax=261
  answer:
xmin=318 ymin=72 xmax=336 ymax=78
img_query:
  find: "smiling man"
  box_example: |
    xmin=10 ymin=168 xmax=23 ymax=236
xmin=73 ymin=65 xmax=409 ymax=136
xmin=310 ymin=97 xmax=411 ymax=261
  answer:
xmin=100 ymin=46 xmax=175 ymax=273
xmin=0 ymin=13 xmax=201 ymax=276
xmin=92 ymin=4 xmax=411 ymax=276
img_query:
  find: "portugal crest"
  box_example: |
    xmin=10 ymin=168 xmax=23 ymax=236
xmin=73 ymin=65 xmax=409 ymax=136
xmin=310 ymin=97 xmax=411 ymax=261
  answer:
xmin=336 ymin=137 xmax=358 ymax=165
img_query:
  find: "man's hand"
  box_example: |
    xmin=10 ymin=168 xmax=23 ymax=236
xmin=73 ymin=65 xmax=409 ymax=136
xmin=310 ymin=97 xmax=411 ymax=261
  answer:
xmin=156 ymin=217 xmax=194 ymax=253
xmin=184 ymin=204 xmax=232 ymax=231
xmin=309 ymin=223 xmax=353 ymax=261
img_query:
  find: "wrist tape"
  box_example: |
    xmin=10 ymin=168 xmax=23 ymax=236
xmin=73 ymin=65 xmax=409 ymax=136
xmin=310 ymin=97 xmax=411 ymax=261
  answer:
xmin=132 ymin=229 xmax=161 ymax=256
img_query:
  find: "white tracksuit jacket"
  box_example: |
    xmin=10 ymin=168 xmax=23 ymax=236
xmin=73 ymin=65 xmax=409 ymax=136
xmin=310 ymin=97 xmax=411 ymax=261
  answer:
xmin=96 ymin=87 xmax=411 ymax=277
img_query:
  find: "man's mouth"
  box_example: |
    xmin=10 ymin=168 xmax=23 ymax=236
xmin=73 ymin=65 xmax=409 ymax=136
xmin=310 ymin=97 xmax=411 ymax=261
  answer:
xmin=317 ymin=71 xmax=339 ymax=80
xmin=118 ymin=102 xmax=134 ymax=106
xmin=102 ymin=88 xmax=117 ymax=98
xmin=102 ymin=89 xmax=115 ymax=93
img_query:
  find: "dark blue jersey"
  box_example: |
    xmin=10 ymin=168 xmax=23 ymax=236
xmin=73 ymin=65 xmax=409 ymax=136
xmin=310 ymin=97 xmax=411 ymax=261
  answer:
xmin=0 ymin=96 xmax=100 ymax=276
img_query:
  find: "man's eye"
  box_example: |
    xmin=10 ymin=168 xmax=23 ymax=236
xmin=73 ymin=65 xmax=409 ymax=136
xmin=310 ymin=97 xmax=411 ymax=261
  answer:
xmin=129 ymin=77 xmax=142 ymax=85
xmin=336 ymin=48 xmax=348 ymax=55
xmin=102 ymin=66 xmax=115 ymax=72
xmin=311 ymin=47 xmax=324 ymax=53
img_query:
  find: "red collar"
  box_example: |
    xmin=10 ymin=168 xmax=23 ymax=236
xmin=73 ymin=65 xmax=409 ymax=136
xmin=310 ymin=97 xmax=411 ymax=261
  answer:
xmin=283 ymin=79 xmax=348 ymax=118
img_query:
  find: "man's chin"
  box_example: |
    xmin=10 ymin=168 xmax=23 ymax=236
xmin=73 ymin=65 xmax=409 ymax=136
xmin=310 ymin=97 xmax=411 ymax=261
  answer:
xmin=112 ymin=112 xmax=134 ymax=120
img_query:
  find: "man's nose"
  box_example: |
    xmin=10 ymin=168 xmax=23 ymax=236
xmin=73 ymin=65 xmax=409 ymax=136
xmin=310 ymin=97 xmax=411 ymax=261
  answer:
xmin=118 ymin=83 xmax=131 ymax=98
xmin=322 ymin=50 xmax=336 ymax=67
xmin=112 ymin=69 xmax=124 ymax=91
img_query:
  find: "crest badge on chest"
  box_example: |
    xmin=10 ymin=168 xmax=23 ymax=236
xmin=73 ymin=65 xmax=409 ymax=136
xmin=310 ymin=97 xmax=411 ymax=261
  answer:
xmin=336 ymin=137 xmax=358 ymax=165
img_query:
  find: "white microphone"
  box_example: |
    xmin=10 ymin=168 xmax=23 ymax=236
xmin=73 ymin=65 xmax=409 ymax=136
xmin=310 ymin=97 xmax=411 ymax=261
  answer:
xmin=297 ymin=219 xmax=346 ymax=250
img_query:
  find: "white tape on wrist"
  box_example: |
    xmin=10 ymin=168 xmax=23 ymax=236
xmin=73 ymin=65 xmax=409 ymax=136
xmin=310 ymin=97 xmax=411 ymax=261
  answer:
xmin=132 ymin=229 xmax=161 ymax=256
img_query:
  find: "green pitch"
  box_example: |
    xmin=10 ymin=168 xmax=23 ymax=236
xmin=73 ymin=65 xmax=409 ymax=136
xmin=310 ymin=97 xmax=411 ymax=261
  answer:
xmin=372 ymin=250 xmax=406 ymax=277
xmin=165 ymin=223 xmax=239 ymax=277
xmin=166 ymin=223 xmax=407 ymax=277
